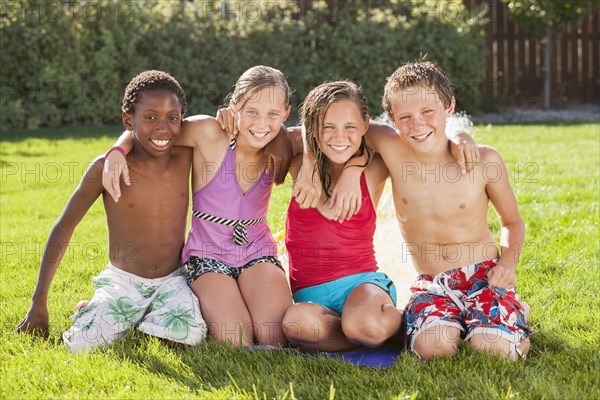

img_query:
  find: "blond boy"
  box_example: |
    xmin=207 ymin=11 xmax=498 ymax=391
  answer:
xmin=367 ymin=61 xmax=530 ymax=360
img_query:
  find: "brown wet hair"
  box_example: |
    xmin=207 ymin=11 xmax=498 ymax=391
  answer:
xmin=382 ymin=61 xmax=454 ymax=121
xmin=300 ymin=80 xmax=371 ymax=199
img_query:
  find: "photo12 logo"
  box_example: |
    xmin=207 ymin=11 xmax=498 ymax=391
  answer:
xmin=2 ymin=162 xmax=94 ymax=184
xmin=1 ymin=1 xmax=141 ymax=24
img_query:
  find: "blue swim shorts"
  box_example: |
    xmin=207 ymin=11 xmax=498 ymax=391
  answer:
xmin=292 ymin=271 xmax=397 ymax=315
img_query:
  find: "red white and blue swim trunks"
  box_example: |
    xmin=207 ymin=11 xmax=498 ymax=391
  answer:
xmin=403 ymin=259 xmax=530 ymax=359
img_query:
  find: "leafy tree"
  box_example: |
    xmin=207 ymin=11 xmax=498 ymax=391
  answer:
xmin=502 ymin=0 xmax=595 ymax=108
xmin=0 ymin=0 xmax=486 ymax=129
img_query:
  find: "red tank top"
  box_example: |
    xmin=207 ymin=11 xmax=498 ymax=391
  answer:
xmin=285 ymin=173 xmax=378 ymax=293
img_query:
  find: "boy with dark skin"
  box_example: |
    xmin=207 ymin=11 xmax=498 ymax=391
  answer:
xmin=16 ymin=70 xmax=206 ymax=352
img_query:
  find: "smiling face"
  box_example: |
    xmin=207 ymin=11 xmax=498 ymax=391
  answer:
xmin=319 ymin=100 xmax=369 ymax=166
xmin=234 ymin=86 xmax=290 ymax=151
xmin=123 ymin=89 xmax=182 ymax=158
xmin=390 ymin=85 xmax=455 ymax=155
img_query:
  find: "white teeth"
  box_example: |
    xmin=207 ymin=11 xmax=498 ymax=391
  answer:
xmin=412 ymin=132 xmax=431 ymax=140
xmin=151 ymin=139 xmax=170 ymax=147
xmin=251 ymin=131 xmax=269 ymax=138
xmin=330 ymin=145 xmax=349 ymax=151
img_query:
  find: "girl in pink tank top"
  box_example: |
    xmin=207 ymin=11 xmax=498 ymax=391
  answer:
xmin=179 ymin=66 xmax=294 ymax=348
xmin=282 ymin=81 xmax=403 ymax=353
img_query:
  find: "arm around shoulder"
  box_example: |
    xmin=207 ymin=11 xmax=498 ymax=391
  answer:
xmin=364 ymin=154 xmax=389 ymax=208
xmin=180 ymin=115 xmax=228 ymax=149
xmin=364 ymin=121 xmax=398 ymax=153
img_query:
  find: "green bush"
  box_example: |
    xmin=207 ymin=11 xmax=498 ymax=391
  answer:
xmin=0 ymin=0 xmax=485 ymax=129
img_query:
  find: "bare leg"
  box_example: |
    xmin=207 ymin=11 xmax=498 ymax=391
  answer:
xmin=469 ymin=332 xmax=530 ymax=360
xmin=283 ymin=302 xmax=358 ymax=352
xmin=341 ymin=283 xmax=402 ymax=348
xmin=238 ymin=262 xmax=292 ymax=347
xmin=412 ymin=325 xmax=462 ymax=360
xmin=190 ymin=272 xmax=253 ymax=346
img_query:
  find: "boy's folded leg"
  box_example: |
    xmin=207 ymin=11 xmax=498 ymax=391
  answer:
xmin=403 ymin=294 xmax=465 ymax=358
xmin=137 ymin=270 xmax=207 ymax=346
xmin=464 ymin=287 xmax=531 ymax=360
xmin=63 ymin=295 xmax=132 ymax=353
xmin=63 ymin=263 xmax=147 ymax=353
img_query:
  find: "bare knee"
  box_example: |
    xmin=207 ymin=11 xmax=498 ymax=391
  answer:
xmin=412 ymin=326 xmax=461 ymax=360
xmin=342 ymin=316 xmax=391 ymax=348
xmin=206 ymin=320 xmax=254 ymax=346
xmin=282 ymin=303 xmax=323 ymax=345
xmin=251 ymin=322 xmax=287 ymax=347
xmin=413 ymin=338 xmax=459 ymax=360
xmin=470 ymin=332 xmax=530 ymax=360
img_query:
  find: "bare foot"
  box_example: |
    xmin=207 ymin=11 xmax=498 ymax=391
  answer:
xmin=74 ymin=300 xmax=90 ymax=314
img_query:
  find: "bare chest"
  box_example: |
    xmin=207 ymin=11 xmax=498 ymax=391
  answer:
xmin=111 ymin=165 xmax=189 ymax=222
xmin=390 ymin=165 xmax=488 ymax=221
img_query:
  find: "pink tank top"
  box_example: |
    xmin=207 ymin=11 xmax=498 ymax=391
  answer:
xmin=182 ymin=146 xmax=277 ymax=267
xmin=285 ymin=173 xmax=378 ymax=292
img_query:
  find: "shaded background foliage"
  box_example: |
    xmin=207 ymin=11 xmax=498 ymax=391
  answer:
xmin=0 ymin=0 xmax=485 ymax=129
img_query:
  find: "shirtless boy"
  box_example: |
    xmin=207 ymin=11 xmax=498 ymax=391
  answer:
xmin=15 ymin=70 xmax=207 ymax=352
xmin=370 ymin=61 xmax=530 ymax=360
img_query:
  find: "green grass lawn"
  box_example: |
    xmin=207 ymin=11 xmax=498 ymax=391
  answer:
xmin=1 ymin=123 xmax=599 ymax=399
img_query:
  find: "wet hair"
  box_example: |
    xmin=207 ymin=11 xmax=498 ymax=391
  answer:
xmin=227 ymin=65 xmax=290 ymax=110
xmin=382 ymin=61 xmax=454 ymax=121
xmin=122 ymin=70 xmax=187 ymax=115
xmin=300 ymin=80 xmax=371 ymax=199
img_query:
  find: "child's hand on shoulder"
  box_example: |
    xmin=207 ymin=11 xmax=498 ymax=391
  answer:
xmin=487 ymin=263 xmax=517 ymax=289
xmin=216 ymin=107 xmax=238 ymax=139
xmin=328 ymin=167 xmax=362 ymax=222
xmin=293 ymin=162 xmax=321 ymax=209
xmin=103 ymin=147 xmax=129 ymax=202
xmin=449 ymin=131 xmax=480 ymax=174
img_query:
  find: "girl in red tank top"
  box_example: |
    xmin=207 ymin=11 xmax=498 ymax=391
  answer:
xmin=282 ymin=81 xmax=402 ymax=353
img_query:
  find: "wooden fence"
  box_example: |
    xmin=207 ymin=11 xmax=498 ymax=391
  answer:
xmin=297 ymin=0 xmax=599 ymax=107
xmin=466 ymin=0 xmax=599 ymax=107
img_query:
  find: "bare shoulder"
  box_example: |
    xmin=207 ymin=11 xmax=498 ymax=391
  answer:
xmin=181 ymin=114 xmax=228 ymax=146
xmin=367 ymin=122 xmax=398 ymax=141
xmin=286 ymin=125 xmax=301 ymax=134
xmin=477 ymin=145 xmax=510 ymax=185
xmin=365 ymin=122 xmax=402 ymax=155
xmin=478 ymin=144 xmax=505 ymax=164
xmin=86 ymin=155 xmax=106 ymax=177
xmin=71 ymin=155 xmax=106 ymax=194
xmin=287 ymin=125 xmax=302 ymax=140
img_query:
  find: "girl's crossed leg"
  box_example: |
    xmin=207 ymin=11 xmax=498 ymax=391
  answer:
xmin=283 ymin=281 xmax=401 ymax=353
